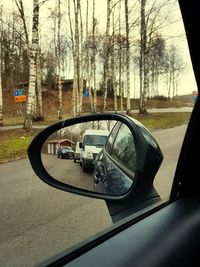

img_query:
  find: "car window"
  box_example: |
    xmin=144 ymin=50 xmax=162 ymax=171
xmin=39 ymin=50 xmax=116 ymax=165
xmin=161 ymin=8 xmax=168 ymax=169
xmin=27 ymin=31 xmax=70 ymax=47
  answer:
xmin=105 ymin=122 xmax=121 ymax=154
xmin=110 ymin=123 xmax=136 ymax=173
xmin=84 ymin=135 xmax=108 ymax=146
xmin=0 ymin=0 xmax=197 ymax=266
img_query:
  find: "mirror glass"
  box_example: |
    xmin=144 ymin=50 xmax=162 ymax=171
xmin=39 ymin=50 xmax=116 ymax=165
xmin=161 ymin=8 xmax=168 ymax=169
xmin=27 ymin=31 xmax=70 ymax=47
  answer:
xmin=41 ymin=119 xmax=134 ymax=196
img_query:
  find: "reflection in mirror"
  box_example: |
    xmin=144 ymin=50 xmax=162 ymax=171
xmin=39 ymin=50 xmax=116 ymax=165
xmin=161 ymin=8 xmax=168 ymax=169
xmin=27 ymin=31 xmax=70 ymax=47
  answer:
xmin=41 ymin=119 xmax=134 ymax=196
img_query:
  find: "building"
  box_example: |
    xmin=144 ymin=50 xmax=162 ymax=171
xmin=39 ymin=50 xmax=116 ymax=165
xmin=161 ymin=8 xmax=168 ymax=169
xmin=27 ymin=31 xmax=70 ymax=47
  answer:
xmin=44 ymin=139 xmax=75 ymax=155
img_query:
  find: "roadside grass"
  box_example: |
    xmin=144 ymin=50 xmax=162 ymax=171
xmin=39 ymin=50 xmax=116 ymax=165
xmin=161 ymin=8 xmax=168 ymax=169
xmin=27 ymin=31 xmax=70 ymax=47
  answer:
xmin=0 ymin=112 xmax=191 ymax=163
xmin=133 ymin=112 xmax=191 ymax=130
xmin=0 ymin=129 xmax=40 ymax=163
xmin=3 ymin=116 xmax=24 ymax=126
xmin=3 ymin=113 xmax=72 ymax=126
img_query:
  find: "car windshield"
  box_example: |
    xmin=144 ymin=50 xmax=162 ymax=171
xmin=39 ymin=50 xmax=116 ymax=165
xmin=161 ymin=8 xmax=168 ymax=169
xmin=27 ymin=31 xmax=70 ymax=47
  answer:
xmin=0 ymin=0 xmax=197 ymax=266
xmin=62 ymin=147 xmax=72 ymax=151
xmin=85 ymin=135 xmax=108 ymax=146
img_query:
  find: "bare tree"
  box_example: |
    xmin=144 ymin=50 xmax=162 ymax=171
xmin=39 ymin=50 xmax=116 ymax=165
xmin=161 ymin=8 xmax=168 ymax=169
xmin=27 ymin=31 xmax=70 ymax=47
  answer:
xmin=23 ymin=0 xmax=40 ymax=129
xmin=148 ymin=35 xmax=166 ymax=97
xmin=68 ymin=0 xmax=82 ymax=116
xmin=57 ymin=0 xmax=63 ymax=119
xmin=138 ymin=0 xmax=177 ymax=113
xmin=36 ymin=48 xmax=43 ymax=118
xmin=84 ymin=0 xmax=94 ymax=113
xmin=92 ymin=0 xmax=97 ymax=113
xmin=74 ymin=0 xmax=81 ymax=115
xmin=118 ymin=0 xmax=123 ymax=112
xmin=68 ymin=0 xmax=76 ymax=117
xmin=0 ymin=5 xmax=3 ymax=126
xmin=139 ymin=0 xmax=148 ymax=114
xmin=110 ymin=6 xmax=118 ymax=112
xmin=103 ymin=0 xmax=112 ymax=111
xmin=125 ymin=0 xmax=131 ymax=113
xmin=79 ymin=0 xmax=84 ymax=113
xmin=167 ymin=44 xmax=184 ymax=100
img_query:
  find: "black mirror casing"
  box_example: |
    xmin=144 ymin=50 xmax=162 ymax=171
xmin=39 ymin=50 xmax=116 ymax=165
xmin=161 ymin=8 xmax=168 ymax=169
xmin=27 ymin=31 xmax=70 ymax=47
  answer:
xmin=28 ymin=113 xmax=163 ymax=221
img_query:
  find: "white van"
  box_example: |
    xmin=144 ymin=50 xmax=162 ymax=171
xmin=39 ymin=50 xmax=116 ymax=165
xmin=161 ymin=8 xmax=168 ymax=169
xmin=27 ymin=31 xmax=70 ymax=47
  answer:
xmin=79 ymin=129 xmax=110 ymax=172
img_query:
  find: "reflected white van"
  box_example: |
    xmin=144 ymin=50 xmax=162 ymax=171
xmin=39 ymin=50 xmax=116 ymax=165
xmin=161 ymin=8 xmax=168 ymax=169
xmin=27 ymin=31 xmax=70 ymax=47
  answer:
xmin=79 ymin=129 xmax=110 ymax=172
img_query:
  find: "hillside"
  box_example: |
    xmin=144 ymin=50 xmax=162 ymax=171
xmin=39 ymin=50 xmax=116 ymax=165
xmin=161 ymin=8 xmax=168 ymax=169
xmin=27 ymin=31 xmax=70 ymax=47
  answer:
xmin=2 ymin=88 xmax=194 ymax=125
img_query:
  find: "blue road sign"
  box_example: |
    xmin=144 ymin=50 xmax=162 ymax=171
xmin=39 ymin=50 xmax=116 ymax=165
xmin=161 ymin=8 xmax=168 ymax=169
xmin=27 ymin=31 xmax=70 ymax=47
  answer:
xmin=14 ymin=89 xmax=25 ymax=96
xmin=84 ymin=88 xmax=89 ymax=97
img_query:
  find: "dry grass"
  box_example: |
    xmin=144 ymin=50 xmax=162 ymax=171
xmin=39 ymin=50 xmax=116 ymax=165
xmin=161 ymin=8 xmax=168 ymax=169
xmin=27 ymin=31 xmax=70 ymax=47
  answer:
xmin=2 ymin=88 xmax=193 ymax=125
xmin=0 ymin=129 xmax=40 ymax=163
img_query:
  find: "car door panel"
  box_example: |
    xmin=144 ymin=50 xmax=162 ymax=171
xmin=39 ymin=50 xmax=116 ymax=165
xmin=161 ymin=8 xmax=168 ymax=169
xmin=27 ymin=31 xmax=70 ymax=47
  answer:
xmin=43 ymin=198 xmax=200 ymax=267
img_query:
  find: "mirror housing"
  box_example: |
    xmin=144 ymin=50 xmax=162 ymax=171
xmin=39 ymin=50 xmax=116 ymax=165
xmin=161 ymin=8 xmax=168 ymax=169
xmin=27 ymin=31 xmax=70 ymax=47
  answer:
xmin=28 ymin=112 xmax=163 ymax=200
xmin=28 ymin=113 xmax=163 ymax=221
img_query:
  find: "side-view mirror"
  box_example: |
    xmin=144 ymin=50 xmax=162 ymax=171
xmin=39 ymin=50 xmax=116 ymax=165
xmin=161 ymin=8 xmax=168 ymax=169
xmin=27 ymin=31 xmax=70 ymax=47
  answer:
xmin=28 ymin=113 xmax=163 ymax=221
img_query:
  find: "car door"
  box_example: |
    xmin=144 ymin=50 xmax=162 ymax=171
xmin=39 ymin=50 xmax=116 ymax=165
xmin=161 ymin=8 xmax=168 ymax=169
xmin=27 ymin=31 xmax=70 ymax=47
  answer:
xmin=94 ymin=122 xmax=135 ymax=195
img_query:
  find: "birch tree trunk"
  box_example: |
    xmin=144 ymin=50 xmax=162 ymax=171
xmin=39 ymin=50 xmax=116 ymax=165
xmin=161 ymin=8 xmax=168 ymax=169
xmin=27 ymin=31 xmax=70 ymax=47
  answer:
xmin=36 ymin=50 xmax=43 ymax=118
xmin=168 ymin=72 xmax=172 ymax=99
xmin=68 ymin=0 xmax=76 ymax=117
xmin=125 ymin=0 xmax=130 ymax=113
xmin=139 ymin=0 xmax=148 ymax=114
xmin=0 ymin=7 xmax=3 ymax=126
xmin=79 ymin=2 xmax=84 ymax=114
xmin=103 ymin=0 xmax=111 ymax=112
xmin=172 ymin=71 xmax=175 ymax=101
xmin=24 ymin=0 xmax=39 ymax=129
xmin=57 ymin=0 xmax=62 ymax=119
xmin=118 ymin=0 xmax=123 ymax=112
xmin=112 ymin=9 xmax=117 ymax=112
xmin=0 ymin=69 xmax=2 ymax=126
xmin=15 ymin=0 xmax=29 ymax=43
xmin=93 ymin=0 xmax=97 ymax=113
xmin=85 ymin=0 xmax=94 ymax=113
xmin=74 ymin=0 xmax=81 ymax=115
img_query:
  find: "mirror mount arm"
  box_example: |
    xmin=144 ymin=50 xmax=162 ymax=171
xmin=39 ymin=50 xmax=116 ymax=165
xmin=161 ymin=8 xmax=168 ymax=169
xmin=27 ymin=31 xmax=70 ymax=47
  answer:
xmin=106 ymin=187 xmax=161 ymax=223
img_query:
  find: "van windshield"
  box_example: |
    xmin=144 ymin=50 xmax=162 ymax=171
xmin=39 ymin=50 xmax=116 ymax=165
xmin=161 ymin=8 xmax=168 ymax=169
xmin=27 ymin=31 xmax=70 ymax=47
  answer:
xmin=84 ymin=135 xmax=108 ymax=147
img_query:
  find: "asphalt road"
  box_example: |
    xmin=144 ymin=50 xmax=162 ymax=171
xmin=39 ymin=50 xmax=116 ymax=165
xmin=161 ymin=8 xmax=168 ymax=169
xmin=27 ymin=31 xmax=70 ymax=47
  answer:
xmin=0 ymin=124 xmax=188 ymax=267
xmin=41 ymin=155 xmax=94 ymax=191
xmin=152 ymin=124 xmax=187 ymax=199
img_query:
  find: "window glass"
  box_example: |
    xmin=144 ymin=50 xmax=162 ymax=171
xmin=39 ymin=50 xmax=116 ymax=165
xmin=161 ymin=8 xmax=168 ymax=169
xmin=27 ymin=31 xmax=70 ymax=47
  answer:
xmin=0 ymin=0 xmax=197 ymax=266
xmin=110 ymin=123 xmax=136 ymax=172
xmin=84 ymin=135 xmax=108 ymax=146
xmin=105 ymin=122 xmax=120 ymax=154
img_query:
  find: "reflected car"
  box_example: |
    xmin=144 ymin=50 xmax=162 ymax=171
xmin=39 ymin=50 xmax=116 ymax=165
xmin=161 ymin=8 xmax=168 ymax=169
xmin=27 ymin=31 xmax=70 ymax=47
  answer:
xmin=57 ymin=146 xmax=74 ymax=159
xmin=93 ymin=119 xmax=163 ymax=195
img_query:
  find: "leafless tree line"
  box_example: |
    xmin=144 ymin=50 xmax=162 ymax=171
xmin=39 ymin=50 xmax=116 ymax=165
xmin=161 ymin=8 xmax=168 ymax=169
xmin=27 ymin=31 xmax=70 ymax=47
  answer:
xmin=0 ymin=0 xmax=184 ymax=129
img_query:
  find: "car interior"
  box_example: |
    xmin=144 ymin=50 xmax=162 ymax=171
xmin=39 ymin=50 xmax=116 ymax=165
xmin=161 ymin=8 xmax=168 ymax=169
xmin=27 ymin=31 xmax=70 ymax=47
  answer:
xmin=29 ymin=1 xmax=200 ymax=266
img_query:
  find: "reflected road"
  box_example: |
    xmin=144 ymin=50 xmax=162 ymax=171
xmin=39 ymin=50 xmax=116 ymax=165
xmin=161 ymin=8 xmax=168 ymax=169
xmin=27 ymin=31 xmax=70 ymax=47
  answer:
xmin=42 ymin=154 xmax=94 ymax=191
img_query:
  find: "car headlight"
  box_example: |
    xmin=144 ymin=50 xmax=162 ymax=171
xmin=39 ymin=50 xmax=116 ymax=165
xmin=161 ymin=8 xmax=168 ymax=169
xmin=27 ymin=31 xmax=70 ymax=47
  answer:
xmin=86 ymin=152 xmax=93 ymax=159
